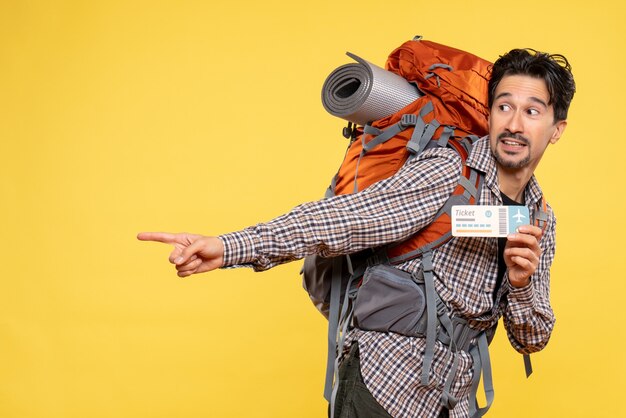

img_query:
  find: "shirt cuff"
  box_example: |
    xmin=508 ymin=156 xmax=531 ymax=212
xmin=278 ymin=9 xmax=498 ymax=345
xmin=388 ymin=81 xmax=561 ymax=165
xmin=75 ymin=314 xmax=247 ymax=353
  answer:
xmin=219 ymin=229 xmax=258 ymax=267
xmin=506 ymin=277 xmax=535 ymax=316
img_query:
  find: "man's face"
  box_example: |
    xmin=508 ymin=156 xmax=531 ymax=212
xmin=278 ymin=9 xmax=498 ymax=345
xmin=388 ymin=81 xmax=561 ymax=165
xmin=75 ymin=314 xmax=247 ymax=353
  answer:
xmin=488 ymin=74 xmax=567 ymax=174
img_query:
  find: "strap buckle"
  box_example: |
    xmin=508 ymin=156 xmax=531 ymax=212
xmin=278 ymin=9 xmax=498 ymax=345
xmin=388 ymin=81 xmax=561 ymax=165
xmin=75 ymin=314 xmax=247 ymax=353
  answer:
xmin=400 ymin=113 xmax=418 ymax=129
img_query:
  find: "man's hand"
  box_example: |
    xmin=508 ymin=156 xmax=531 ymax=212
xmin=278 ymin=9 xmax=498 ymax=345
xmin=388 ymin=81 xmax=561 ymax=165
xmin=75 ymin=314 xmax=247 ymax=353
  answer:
xmin=504 ymin=224 xmax=543 ymax=288
xmin=137 ymin=232 xmax=224 ymax=277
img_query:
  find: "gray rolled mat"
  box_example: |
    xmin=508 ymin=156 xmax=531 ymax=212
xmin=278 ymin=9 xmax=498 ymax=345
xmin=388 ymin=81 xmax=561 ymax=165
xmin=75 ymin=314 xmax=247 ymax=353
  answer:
xmin=321 ymin=52 xmax=421 ymax=126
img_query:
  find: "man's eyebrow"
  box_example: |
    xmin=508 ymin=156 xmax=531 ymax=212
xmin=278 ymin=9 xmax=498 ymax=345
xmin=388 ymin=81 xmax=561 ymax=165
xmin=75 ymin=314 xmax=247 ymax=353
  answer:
xmin=529 ymin=96 xmax=549 ymax=108
xmin=494 ymin=92 xmax=549 ymax=108
xmin=494 ymin=92 xmax=511 ymax=101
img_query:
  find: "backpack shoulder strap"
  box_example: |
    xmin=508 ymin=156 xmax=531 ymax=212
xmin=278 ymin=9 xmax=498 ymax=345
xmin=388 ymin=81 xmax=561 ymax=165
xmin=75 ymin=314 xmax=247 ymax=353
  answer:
xmin=386 ymin=137 xmax=483 ymax=264
xmin=521 ymin=196 xmax=549 ymax=379
xmin=532 ymin=196 xmax=549 ymax=234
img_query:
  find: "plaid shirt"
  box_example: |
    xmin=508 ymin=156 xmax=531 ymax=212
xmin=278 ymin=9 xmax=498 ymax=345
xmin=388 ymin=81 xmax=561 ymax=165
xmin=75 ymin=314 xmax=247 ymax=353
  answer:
xmin=220 ymin=137 xmax=556 ymax=418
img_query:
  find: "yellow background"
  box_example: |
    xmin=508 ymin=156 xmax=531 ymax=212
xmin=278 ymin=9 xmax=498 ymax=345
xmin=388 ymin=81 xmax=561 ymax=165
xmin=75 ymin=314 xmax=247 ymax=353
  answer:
xmin=1 ymin=0 xmax=624 ymax=417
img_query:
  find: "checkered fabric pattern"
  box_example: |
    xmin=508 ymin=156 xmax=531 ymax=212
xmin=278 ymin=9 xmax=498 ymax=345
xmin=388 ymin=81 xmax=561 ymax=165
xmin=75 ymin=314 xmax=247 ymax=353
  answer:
xmin=220 ymin=137 xmax=556 ymax=418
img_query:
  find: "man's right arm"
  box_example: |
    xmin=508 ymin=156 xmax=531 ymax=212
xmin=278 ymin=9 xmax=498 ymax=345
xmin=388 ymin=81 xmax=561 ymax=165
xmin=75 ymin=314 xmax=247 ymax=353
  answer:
xmin=219 ymin=147 xmax=463 ymax=271
xmin=139 ymin=147 xmax=463 ymax=276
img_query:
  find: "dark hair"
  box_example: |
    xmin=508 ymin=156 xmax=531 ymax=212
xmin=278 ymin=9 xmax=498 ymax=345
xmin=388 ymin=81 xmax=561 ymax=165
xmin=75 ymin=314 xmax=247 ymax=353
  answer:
xmin=488 ymin=49 xmax=576 ymax=122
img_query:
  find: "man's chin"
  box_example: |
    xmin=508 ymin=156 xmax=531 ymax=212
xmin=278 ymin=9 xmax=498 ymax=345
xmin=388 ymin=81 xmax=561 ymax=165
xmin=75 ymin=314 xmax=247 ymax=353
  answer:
xmin=494 ymin=150 xmax=530 ymax=170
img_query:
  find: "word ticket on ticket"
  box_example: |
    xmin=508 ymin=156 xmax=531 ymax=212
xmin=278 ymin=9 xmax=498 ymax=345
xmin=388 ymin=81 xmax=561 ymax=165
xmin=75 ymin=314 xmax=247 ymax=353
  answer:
xmin=451 ymin=205 xmax=530 ymax=237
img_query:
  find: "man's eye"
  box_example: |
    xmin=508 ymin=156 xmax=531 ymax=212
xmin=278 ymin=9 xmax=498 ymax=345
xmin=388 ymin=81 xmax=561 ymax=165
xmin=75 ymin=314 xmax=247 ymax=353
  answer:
xmin=499 ymin=104 xmax=511 ymax=111
xmin=527 ymin=108 xmax=539 ymax=116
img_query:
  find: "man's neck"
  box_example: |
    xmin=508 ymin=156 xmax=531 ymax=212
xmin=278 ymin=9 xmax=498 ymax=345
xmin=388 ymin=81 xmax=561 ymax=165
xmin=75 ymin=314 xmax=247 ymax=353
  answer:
xmin=497 ymin=167 xmax=533 ymax=203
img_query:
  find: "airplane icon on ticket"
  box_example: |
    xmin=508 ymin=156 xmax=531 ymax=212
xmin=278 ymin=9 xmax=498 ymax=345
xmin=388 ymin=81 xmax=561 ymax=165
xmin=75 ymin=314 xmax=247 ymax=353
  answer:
xmin=512 ymin=208 xmax=527 ymax=223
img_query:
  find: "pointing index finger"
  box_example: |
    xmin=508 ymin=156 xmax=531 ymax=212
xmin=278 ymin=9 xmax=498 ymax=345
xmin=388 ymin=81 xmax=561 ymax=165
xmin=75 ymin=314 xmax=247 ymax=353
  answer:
xmin=137 ymin=232 xmax=179 ymax=244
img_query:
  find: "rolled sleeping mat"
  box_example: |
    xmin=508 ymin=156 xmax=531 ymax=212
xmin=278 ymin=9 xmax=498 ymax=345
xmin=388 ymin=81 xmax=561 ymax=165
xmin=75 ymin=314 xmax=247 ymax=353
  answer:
xmin=321 ymin=52 xmax=422 ymax=126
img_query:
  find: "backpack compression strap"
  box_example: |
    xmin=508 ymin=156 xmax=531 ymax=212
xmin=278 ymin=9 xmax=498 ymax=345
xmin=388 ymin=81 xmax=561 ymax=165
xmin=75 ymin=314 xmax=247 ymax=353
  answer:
xmin=350 ymin=102 xmax=437 ymax=193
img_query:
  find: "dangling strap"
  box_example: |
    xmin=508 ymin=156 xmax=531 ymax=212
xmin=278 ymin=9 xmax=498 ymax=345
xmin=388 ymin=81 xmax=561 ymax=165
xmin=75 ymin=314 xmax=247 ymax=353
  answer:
xmin=441 ymin=353 xmax=461 ymax=410
xmin=468 ymin=332 xmax=495 ymax=418
xmin=323 ymin=256 xmax=345 ymax=401
xmin=329 ymin=270 xmax=361 ymax=418
xmin=523 ymin=353 xmax=533 ymax=378
xmin=522 ymin=197 xmax=547 ymax=379
xmin=438 ymin=311 xmax=463 ymax=410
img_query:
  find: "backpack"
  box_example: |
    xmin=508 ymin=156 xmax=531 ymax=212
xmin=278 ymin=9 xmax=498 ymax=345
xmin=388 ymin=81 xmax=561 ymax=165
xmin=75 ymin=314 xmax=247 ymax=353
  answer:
xmin=303 ymin=37 xmax=546 ymax=417
xmin=304 ymin=35 xmax=492 ymax=314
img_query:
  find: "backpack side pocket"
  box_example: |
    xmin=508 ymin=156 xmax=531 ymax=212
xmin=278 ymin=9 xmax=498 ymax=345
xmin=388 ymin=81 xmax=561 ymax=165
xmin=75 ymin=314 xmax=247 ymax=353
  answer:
xmin=353 ymin=264 xmax=427 ymax=337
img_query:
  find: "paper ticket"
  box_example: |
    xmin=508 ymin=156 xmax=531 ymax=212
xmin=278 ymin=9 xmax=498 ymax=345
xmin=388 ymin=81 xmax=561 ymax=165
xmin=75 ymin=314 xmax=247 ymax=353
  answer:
xmin=451 ymin=205 xmax=530 ymax=237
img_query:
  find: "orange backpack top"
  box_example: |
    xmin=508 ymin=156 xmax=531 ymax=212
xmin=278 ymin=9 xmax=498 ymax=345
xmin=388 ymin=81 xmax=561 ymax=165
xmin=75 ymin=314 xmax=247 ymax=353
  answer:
xmin=334 ymin=38 xmax=491 ymax=194
xmin=329 ymin=38 xmax=492 ymax=264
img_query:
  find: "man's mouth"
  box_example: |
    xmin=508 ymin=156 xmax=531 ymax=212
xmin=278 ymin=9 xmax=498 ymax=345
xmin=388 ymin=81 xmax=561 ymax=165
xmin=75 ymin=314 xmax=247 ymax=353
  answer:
xmin=498 ymin=132 xmax=528 ymax=148
xmin=501 ymin=139 xmax=526 ymax=147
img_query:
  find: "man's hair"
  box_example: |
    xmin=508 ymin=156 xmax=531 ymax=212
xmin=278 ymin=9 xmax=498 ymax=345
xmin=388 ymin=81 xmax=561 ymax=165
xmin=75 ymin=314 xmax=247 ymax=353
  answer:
xmin=488 ymin=49 xmax=576 ymax=122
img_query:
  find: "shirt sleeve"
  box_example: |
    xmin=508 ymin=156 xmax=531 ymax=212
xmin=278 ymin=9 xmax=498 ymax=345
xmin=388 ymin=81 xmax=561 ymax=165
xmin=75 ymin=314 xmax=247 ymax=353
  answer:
xmin=502 ymin=209 xmax=557 ymax=354
xmin=219 ymin=147 xmax=462 ymax=271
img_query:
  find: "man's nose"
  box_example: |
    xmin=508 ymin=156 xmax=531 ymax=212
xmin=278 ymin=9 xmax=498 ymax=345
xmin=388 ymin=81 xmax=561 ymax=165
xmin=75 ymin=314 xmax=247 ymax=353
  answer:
xmin=505 ymin=110 xmax=524 ymax=133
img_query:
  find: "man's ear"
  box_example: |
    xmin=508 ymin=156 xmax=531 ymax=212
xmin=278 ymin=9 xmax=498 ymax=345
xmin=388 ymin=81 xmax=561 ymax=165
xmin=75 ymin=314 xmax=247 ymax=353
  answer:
xmin=550 ymin=120 xmax=567 ymax=144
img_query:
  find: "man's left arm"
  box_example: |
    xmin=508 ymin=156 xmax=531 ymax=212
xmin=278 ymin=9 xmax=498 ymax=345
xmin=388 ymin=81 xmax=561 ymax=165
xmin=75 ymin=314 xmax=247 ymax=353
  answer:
xmin=502 ymin=218 xmax=557 ymax=354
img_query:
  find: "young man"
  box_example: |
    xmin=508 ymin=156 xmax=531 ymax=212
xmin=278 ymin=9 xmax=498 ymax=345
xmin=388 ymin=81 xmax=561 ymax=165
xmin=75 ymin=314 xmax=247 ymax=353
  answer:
xmin=138 ymin=48 xmax=575 ymax=418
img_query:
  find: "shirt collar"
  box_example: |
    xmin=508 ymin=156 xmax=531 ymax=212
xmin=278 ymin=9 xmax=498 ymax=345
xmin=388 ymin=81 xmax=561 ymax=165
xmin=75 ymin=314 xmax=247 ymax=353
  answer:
xmin=466 ymin=136 xmax=543 ymax=206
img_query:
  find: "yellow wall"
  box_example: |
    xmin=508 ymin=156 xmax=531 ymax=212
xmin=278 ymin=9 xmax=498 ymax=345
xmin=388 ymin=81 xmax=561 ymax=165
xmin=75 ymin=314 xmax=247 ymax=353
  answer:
xmin=1 ymin=1 xmax=624 ymax=417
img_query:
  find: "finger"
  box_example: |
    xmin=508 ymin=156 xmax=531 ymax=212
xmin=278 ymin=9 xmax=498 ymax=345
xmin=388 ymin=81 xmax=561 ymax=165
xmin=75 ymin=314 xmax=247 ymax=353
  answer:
xmin=515 ymin=224 xmax=543 ymax=240
xmin=137 ymin=232 xmax=180 ymax=244
xmin=168 ymin=247 xmax=182 ymax=264
xmin=169 ymin=251 xmax=197 ymax=265
xmin=505 ymin=247 xmax=539 ymax=267
xmin=174 ymin=238 xmax=208 ymax=265
xmin=178 ymin=269 xmax=196 ymax=278
xmin=510 ymin=255 xmax=535 ymax=272
xmin=506 ymin=232 xmax=541 ymax=252
xmin=176 ymin=257 xmax=203 ymax=273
